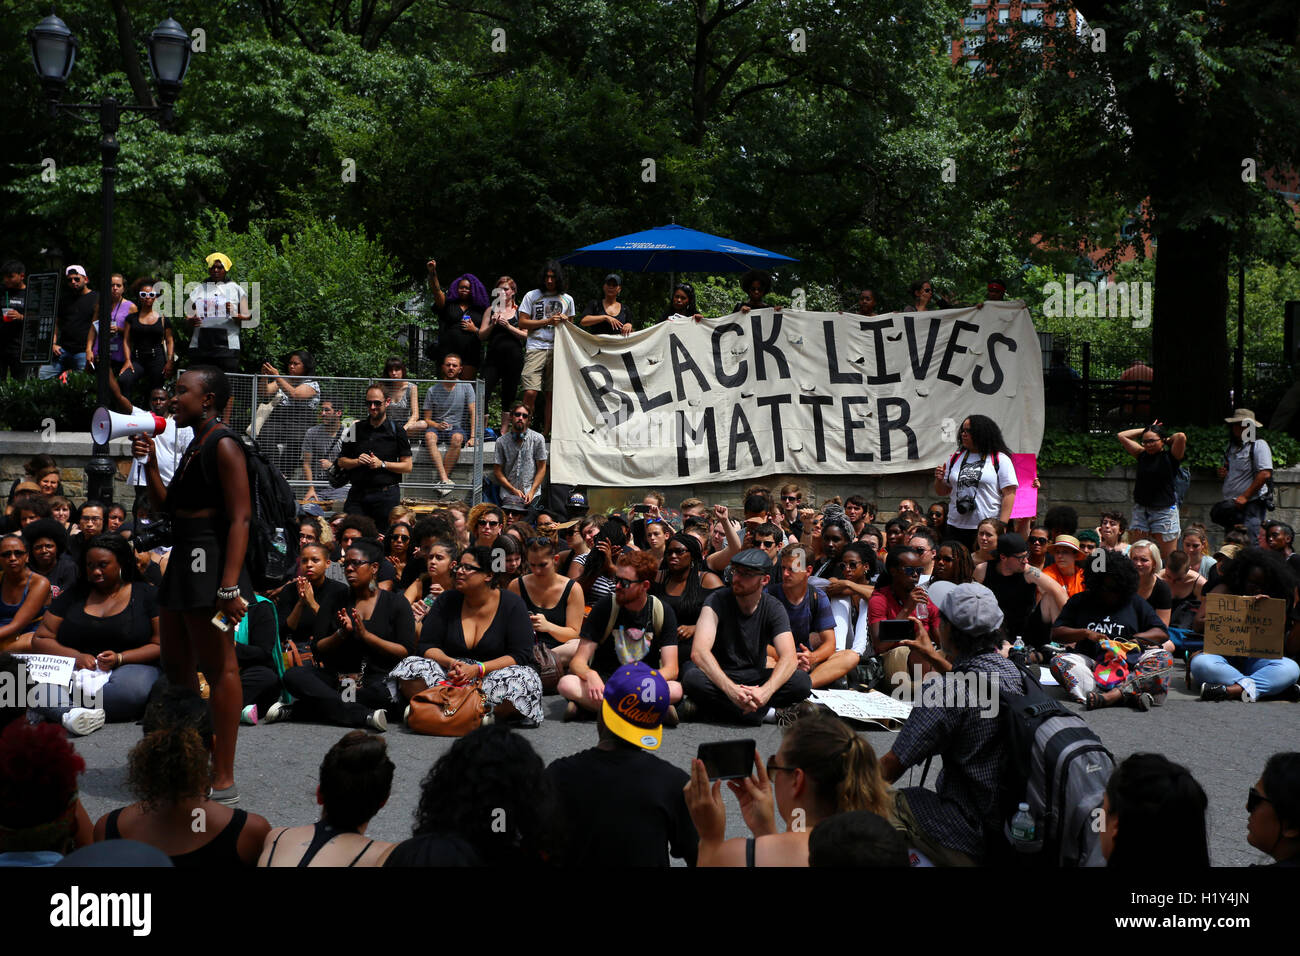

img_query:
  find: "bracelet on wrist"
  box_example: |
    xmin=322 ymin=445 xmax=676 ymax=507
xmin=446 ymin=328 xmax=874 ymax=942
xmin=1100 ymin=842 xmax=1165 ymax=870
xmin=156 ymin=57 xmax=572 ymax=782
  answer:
xmin=216 ymin=585 xmax=240 ymax=601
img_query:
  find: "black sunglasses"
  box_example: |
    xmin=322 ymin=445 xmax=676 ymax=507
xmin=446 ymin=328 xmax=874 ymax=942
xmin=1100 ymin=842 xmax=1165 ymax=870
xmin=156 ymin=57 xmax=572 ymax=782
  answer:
xmin=1247 ymin=788 xmax=1271 ymax=814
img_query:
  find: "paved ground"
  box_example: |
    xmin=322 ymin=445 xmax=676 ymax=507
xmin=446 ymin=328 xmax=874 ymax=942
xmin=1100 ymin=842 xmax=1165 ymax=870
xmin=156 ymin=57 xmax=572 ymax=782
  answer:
xmin=67 ymin=658 xmax=1297 ymax=866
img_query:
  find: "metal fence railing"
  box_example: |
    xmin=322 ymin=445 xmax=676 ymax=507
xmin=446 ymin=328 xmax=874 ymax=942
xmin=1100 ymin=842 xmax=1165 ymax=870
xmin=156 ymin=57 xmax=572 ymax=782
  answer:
xmin=225 ymin=373 xmax=484 ymax=505
xmin=1039 ymin=337 xmax=1292 ymax=433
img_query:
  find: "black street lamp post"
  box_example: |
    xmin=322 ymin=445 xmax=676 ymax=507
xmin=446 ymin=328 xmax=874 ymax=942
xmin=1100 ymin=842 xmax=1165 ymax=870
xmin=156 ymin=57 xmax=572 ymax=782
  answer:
xmin=28 ymin=11 xmax=191 ymax=504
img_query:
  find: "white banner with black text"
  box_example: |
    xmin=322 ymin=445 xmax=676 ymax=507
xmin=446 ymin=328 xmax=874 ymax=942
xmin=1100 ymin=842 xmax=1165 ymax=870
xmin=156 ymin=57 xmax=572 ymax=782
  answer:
xmin=550 ymin=302 xmax=1043 ymax=486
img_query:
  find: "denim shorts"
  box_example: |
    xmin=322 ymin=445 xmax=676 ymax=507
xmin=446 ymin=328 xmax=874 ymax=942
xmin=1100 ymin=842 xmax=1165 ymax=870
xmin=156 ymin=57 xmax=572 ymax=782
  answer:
xmin=1130 ymin=503 xmax=1180 ymax=537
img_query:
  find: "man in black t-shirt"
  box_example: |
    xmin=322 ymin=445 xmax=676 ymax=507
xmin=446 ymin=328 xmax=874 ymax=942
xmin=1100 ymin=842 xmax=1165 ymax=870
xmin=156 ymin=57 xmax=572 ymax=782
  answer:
xmin=560 ymin=551 xmax=680 ymax=720
xmin=40 ymin=265 xmax=97 ymax=379
xmin=680 ymin=548 xmax=812 ymax=725
xmin=973 ymin=532 xmax=1067 ymax=647
xmin=547 ymin=662 xmax=697 ymax=867
xmin=337 ymin=384 xmax=412 ymax=526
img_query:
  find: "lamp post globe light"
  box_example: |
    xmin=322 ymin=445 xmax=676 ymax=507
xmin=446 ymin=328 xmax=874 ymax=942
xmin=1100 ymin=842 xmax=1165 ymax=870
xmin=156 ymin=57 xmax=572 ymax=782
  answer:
xmin=28 ymin=10 xmax=190 ymax=504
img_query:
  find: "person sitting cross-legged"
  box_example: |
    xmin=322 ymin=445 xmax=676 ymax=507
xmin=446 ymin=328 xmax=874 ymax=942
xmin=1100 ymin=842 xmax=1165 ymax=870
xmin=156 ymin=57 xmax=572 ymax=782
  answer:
xmin=1190 ymin=547 xmax=1300 ymax=702
xmin=766 ymin=544 xmax=861 ymax=690
xmin=558 ymin=550 xmax=680 ymax=722
xmin=680 ymin=548 xmax=812 ymax=725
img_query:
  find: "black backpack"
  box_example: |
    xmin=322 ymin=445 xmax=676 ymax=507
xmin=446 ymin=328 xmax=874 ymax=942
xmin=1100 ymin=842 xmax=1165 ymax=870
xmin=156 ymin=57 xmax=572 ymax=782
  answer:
xmin=989 ymin=663 xmax=1114 ymax=867
xmin=200 ymin=430 xmax=300 ymax=591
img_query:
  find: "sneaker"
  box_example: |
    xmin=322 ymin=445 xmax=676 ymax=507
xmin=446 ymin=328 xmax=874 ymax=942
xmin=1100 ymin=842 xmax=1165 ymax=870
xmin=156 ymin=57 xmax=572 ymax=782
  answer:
xmin=1200 ymin=683 xmax=1232 ymax=702
xmin=511 ymin=716 xmax=540 ymax=729
xmin=676 ymin=698 xmax=698 ymax=723
xmin=662 ymin=705 xmax=680 ymax=728
xmin=264 ymin=701 xmax=293 ymax=724
xmin=240 ymin=704 xmax=259 ymax=726
xmin=366 ymin=709 xmax=388 ymax=732
xmin=62 ymin=707 xmax=106 ymax=736
xmin=210 ymin=785 xmax=240 ymax=807
xmin=1128 ymin=691 xmax=1154 ymax=712
xmin=562 ymin=701 xmax=580 ymax=722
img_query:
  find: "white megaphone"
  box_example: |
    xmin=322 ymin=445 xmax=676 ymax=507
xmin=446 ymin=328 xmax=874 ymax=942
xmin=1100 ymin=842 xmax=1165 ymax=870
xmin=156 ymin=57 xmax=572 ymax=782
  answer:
xmin=92 ymin=406 xmax=166 ymax=444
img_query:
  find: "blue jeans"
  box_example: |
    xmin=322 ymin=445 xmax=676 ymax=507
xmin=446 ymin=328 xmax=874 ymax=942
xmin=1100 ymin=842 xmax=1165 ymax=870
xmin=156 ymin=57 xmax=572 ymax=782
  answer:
xmin=1241 ymin=500 xmax=1267 ymax=546
xmin=1190 ymin=654 xmax=1299 ymax=701
xmin=33 ymin=663 xmax=162 ymax=722
xmin=38 ymin=350 xmax=87 ymax=379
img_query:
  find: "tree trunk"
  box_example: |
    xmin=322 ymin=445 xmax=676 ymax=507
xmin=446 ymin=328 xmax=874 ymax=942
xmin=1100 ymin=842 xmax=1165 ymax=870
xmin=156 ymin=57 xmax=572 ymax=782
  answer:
xmin=1151 ymin=220 xmax=1230 ymax=425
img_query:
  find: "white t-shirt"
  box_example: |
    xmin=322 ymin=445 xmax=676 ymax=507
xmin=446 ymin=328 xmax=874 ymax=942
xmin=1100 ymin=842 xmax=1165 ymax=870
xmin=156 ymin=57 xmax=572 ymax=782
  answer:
xmin=186 ymin=280 xmax=246 ymax=350
xmin=128 ymin=415 xmax=193 ymax=487
xmin=518 ymin=290 xmax=575 ymax=351
xmin=942 ymin=450 xmax=1018 ymax=530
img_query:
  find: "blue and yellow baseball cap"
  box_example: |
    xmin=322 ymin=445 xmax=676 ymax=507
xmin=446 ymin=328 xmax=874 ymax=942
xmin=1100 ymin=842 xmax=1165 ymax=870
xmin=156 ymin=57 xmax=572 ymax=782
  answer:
xmin=602 ymin=662 xmax=670 ymax=751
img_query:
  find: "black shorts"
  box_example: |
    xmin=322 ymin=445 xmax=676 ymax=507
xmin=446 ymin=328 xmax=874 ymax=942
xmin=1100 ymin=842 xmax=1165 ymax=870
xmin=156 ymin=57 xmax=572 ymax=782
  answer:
xmin=159 ymin=516 xmax=252 ymax=612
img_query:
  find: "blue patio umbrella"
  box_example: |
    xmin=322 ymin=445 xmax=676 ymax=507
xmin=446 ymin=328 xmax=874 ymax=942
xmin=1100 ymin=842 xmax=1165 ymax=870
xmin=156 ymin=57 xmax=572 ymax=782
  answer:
xmin=560 ymin=224 xmax=798 ymax=273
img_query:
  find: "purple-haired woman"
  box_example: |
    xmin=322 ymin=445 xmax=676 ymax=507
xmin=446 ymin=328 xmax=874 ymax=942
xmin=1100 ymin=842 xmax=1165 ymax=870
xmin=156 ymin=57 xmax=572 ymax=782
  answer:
xmin=435 ymin=273 xmax=488 ymax=381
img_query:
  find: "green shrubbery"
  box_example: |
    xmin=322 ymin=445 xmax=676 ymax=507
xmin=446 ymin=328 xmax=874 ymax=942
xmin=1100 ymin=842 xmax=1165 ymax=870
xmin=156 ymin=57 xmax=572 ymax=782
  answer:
xmin=1038 ymin=424 xmax=1300 ymax=475
xmin=0 ymin=373 xmax=99 ymax=432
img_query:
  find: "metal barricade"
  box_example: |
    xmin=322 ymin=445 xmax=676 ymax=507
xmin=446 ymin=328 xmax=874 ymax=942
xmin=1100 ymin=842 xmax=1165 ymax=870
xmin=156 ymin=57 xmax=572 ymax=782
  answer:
xmin=227 ymin=373 xmax=484 ymax=506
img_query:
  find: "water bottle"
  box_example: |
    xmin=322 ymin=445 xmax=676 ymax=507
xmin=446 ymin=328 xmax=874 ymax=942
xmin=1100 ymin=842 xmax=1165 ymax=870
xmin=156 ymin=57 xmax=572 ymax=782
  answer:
xmin=267 ymin=527 xmax=288 ymax=580
xmin=1011 ymin=802 xmax=1037 ymax=849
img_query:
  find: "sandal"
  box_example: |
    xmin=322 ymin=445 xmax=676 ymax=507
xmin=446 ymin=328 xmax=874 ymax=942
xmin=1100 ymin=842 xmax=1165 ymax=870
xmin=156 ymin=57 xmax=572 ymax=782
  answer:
xmin=1085 ymin=691 xmax=1107 ymax=711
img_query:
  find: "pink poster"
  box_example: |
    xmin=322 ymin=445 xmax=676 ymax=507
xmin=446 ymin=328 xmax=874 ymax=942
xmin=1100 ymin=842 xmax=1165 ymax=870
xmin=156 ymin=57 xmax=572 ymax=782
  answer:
xmin=1010 ymin=453 xmax=1038 ymax=519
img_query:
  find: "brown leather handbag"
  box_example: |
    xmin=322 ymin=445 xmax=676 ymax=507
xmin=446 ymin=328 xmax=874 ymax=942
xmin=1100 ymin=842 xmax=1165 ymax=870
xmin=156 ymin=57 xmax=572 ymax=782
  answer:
xmin=532 ymin=640 xmax=561 ymax=694
xmin=406 ymin=680 xmax=487 ymax=736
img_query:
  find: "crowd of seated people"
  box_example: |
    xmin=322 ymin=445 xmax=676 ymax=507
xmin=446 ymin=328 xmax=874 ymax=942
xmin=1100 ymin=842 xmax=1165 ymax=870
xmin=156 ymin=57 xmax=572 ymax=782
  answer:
xmin=3 ymin=388 xmax=1300 ymax=868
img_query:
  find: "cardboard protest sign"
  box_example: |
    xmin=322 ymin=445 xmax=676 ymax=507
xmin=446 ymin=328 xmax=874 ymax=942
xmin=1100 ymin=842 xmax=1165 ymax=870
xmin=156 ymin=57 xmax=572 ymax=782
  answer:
xmin=1202 ymin=593 xmax=1286 ymax=659
xmin=551 ymin=302 xmax=1044 ymax=486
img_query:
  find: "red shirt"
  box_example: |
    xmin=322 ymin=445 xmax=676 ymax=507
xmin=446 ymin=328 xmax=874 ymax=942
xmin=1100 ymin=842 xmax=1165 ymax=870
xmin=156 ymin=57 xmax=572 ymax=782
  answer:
xmin=867 ymin=587 xmax=939 ymax=653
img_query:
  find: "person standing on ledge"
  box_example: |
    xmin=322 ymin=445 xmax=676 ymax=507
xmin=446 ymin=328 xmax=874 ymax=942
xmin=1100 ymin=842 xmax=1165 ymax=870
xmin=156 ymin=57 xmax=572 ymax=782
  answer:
xmin=337 ymin=385 xmax=413 ymax=528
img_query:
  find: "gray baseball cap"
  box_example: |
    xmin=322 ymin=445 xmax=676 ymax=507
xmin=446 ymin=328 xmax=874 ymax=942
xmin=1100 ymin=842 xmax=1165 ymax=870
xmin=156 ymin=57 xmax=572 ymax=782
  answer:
xmin=936 ymin=583 xmax=1004 ymax=635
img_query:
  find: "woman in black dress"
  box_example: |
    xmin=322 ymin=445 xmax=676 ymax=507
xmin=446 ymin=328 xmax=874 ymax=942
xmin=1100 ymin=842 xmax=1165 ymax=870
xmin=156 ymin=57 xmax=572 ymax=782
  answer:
xmin=118 ymin=277 xmax=174 ymax=402
xmin=436 ymin=273 xmax=487 ymax=380
xmin=660 ymin=283 xmax=704 ymax=322
xmin=30 ymin=534 xmax=160 ymax=735
xmin=269 ymin=538 xmax=414 ymax=730
xmin=579 ymin=274 xmax=635 ymax=335
xmin=652 ymin=532 xmax=722 ymax=661
xmin=509 ymin=537 xmax=585 ymax=671
xmin=389 ymin=544 xmax=543 ymax=726
xmin=132 ymin=367 xmax=251 ymax=803
xmin=477 ymin=276 xmax=526 ymax=427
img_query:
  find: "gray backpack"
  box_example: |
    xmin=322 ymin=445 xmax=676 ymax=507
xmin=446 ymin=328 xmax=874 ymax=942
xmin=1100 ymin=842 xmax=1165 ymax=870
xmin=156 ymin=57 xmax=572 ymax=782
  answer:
xmin=992 ymin=663 xmax=1114 ymax=866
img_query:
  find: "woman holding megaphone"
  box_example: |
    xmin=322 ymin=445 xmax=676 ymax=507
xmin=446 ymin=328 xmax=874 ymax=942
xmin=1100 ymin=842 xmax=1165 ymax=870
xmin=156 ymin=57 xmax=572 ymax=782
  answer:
xmin=132 ymin=366 xmax=252 ymax=807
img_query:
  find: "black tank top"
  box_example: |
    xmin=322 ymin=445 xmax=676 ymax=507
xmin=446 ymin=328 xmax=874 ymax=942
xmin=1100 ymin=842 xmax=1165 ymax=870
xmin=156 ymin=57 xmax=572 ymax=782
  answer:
xmin=127 ymin=312 xmax=167 ymax=353
xmin=518 ymin=576 xmax=575 ymax=647
xmin=983 ymin=563 xmax=1038 ymax=629
xmin=166 ymin=424 xmax=241 ymax=515
xmin=106 ymin=806 xmax=249 ymax=868
xmin=265 ymin=820 xmax=374 ymax=867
